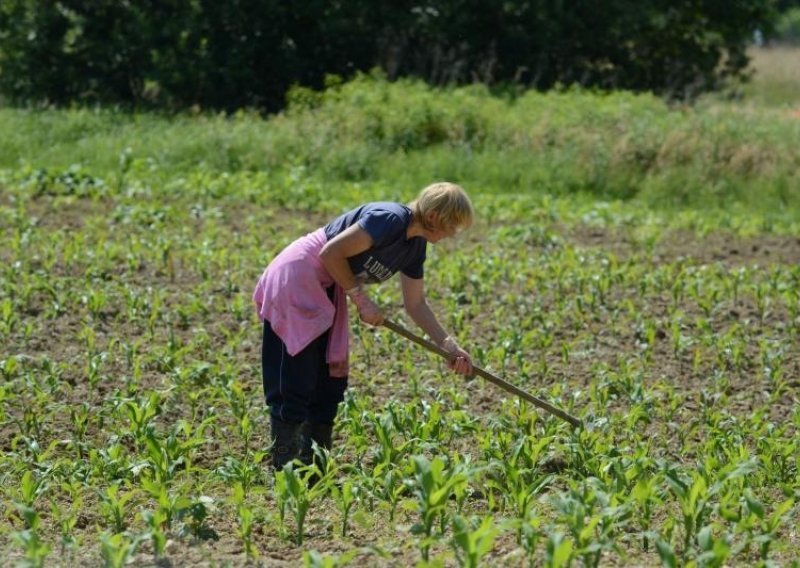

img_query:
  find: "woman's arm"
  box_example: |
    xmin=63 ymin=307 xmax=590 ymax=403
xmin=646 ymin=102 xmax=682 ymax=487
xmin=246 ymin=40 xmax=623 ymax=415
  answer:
xmin=319 ymin=224 xmax=373 ymax=291
xmin=320 ymin=225 xmax=383 ymax=325
xmin=401 ymin=274 xmax=472 ymax=375
xmin=400 ymin=274 xmax=447 ymax=345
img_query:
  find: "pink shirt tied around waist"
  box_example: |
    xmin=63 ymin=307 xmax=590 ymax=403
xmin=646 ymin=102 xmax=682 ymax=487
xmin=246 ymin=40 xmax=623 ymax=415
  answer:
xmin=252 ymin=228 xmax=349 ymax=377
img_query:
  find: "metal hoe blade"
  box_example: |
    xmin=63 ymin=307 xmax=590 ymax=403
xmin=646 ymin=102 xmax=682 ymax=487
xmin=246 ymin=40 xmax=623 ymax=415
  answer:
xmin=383 ymin=320 xmax=582 ymax=429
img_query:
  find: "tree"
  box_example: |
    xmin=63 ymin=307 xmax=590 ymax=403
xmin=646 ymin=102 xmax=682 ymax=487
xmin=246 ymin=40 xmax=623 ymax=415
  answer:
xmin=0 ymin=0 xmax=779 ymax=110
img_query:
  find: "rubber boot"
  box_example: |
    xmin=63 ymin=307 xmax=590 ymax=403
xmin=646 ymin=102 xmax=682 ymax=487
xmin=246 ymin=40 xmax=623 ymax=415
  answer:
xmin=270 ymin=416 xmax=311 ymax=470
xmin=307 ymin=423 xmax=333 ymax=451
xmin=305 ymin=422 xmax=334 ymax=486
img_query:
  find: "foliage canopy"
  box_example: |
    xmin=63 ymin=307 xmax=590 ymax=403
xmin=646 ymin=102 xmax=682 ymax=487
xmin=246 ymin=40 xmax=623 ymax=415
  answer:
xmin=0 ymin=0 xmax=777 ymax=111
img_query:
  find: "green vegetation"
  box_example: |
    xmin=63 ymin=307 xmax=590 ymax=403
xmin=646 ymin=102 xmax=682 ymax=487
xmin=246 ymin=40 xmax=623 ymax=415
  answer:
xmin=1 ymin=63 xmax=800 ymax=565
xmin=1 ymin=75 xmax=799 ymax=222
xmin=0 ymin=0 xmax=773 ymax=109
xmin=774 ymin=8 xmax=800 ymax=44
xmin=729 ymin=47 xmax=800 ymax=107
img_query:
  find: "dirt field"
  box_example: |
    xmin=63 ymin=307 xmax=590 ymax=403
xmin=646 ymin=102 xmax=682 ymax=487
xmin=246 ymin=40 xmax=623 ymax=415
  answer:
xmin=2 ymin=193 xmax=799 ymax=566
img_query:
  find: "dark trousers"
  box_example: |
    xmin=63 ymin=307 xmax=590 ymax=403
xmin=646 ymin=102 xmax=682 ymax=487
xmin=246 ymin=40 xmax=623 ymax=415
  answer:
xmin=261 ymin=320 xmax=348 ymax=425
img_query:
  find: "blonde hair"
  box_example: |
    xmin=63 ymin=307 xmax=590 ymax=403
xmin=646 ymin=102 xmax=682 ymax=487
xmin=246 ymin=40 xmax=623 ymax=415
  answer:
xmin=410 ymin=182 xmax=474 ymax=232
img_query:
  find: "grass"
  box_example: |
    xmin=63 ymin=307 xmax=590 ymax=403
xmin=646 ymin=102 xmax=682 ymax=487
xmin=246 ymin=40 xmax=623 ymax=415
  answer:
xmin=737 ymin=46 xmax=800 ymax=108
xmin=1 ymin=55 xmax=799 ymax=220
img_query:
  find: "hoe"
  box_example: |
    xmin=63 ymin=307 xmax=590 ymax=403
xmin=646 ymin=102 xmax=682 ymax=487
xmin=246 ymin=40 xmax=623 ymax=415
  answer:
xmin=383 ymin=320 xmax=582 ymax=429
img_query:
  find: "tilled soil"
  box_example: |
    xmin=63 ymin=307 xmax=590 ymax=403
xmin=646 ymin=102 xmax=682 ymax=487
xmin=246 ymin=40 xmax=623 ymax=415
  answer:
xmin=2 ymin=195 xmax=799 ymax=566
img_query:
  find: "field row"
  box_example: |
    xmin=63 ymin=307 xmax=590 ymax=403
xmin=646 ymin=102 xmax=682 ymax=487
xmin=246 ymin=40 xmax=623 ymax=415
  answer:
xmin=2 ymin=183 xmax=798 ymax=565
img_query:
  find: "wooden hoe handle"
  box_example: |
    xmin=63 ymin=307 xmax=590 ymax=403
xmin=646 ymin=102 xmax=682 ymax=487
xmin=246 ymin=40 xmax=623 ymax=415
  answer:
xmin=382 ymin=319 xmax=582 ymax=429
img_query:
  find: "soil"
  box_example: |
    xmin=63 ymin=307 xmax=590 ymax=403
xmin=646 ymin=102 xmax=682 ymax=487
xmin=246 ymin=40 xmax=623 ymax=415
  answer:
xmin=2 ymin=195 xmax=799 ymax=566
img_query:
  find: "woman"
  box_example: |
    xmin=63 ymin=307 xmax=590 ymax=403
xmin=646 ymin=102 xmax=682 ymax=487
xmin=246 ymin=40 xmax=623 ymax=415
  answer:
xmin=253 ymin=182 xmax=475 ymax=468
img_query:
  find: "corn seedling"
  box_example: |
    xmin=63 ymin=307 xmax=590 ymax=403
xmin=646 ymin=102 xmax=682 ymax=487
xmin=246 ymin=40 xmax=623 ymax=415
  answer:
xmin=98 ymin=484 xmax=137 ymax=534
xmin=230 ymin=483 xmax=258 ymax=559
xmin=99 ymin=531 xmax=140 ymax=568
xmin=407 ymin=455 xmax=470 ymax=561
xmin=331 ymin=480 xmax=359 ymax=537
xmin=274 ymin=463 xmax=331 ymax=545
xmin=450 ymin=515 xmax=500 ymax=568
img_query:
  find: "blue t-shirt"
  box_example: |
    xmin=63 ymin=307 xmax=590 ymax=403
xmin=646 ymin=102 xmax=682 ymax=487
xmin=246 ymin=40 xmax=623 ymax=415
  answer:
xmin=324 ymin=202 xmax=426 ymax=284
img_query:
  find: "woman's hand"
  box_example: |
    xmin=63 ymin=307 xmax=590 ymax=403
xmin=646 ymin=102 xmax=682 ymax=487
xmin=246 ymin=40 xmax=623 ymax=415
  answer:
xmin=440 ymin=336 xmax=473 ymax=376
xmin=346 ymin=286 xmax=384 ymax=326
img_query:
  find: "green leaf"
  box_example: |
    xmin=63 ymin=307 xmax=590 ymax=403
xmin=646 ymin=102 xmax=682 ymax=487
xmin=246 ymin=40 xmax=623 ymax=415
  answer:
xmin=656 ymin=539 xmax=676 ymax=568
xmin=547 ymin=533 xmax=573 ymax=568
xmin=744 ymin=489 xmax=765 ymax=519
xmin=697 ymin=525 xmax=712 ymax=551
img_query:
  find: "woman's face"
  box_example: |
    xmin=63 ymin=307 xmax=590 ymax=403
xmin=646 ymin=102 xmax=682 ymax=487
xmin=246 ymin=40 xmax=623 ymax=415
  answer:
xmin=422 ymin=213 xmax=456 ymax=243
